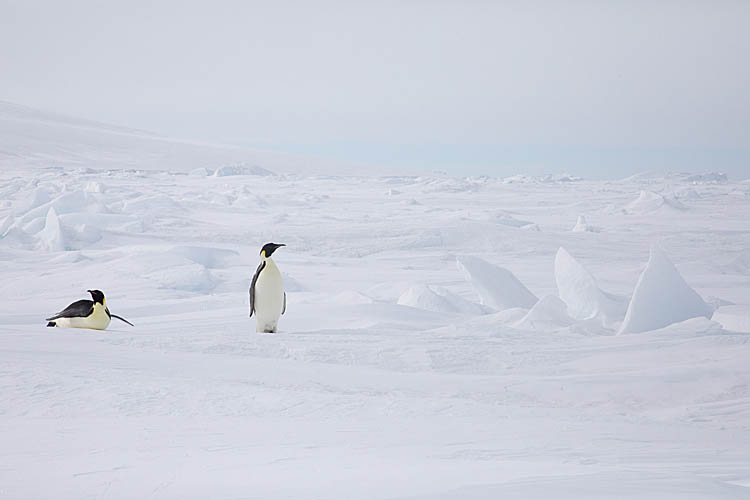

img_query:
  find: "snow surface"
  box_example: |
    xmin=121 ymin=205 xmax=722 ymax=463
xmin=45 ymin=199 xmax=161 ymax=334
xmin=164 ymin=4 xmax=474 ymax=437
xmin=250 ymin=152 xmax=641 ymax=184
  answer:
xmin=1 ymin=121 xmax=750 ymax=498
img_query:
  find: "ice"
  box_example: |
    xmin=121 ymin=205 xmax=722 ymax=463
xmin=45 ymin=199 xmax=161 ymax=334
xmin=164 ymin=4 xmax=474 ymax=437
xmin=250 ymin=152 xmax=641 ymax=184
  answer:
xmin=37 ymin=206 xmax=66 ymax=251
xmin=619 ymin=246 xmax=713 ymax=334
xmin=456 ymin=255 xmax=538 ymax=310
xmin=624 ymin=190 xmax=687 ymax=214
xmin=712 ymin=305 xmax=750 ymax=333
xmin=212 ymin=164 xmax=275 ymax=177
xmin=513 ymin=295 xmax=574 ymax=330
xmin=571 ymin=214 xmax=596 ymax=232
xmin=555 ymin=247 xmax=627 ymax=326
xmin=397 ymin=284 xmax=487 ymax=315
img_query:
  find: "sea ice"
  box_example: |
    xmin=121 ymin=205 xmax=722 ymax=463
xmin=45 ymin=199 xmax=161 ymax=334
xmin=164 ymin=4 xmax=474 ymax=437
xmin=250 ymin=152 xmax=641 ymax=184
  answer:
xmin=619 ymin=246 xmax=712 ymax=334
xmin=555 ymin=247 xmax=627 ymax=326
xmin=456 ymin=255 xmax=538 ymax=310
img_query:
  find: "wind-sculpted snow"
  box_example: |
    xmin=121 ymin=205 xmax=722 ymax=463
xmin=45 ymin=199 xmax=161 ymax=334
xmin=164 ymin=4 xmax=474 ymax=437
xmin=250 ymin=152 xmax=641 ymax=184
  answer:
xmin=1 ymin=164 xmax=749 ymax=499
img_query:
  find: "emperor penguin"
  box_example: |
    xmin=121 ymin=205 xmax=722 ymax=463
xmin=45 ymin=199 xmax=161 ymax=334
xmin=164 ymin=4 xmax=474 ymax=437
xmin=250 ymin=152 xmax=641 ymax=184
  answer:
xmin=249 ymin=243 xmax=286 ymax=333
xmin=46 ymin=289 xmax=134 ymax=330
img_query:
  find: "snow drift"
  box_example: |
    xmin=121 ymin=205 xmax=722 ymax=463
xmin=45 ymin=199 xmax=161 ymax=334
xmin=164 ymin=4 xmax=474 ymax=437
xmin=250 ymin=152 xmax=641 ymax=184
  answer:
xmin=619 ymin=247 xmax=712 ymax=334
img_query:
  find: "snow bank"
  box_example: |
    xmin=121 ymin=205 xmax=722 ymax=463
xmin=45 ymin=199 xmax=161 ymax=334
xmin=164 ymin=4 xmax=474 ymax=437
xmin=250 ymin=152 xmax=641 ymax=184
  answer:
xmin=555 ymin=247 xmax=627 ymax=325
xmin=456 ymin=256 xmax=537 ymax=310
xmin=619 ymin=247 xmax=712 ymax=334
xmin=712 ymin=305 xmax=750 ymax=333
xmin=513 ymin=295 xmax=574 ymax=330
xmin=397 ymin=284 xmax=486 ymax=314
xmin=625 ymin=190 xmax=687 ymax=214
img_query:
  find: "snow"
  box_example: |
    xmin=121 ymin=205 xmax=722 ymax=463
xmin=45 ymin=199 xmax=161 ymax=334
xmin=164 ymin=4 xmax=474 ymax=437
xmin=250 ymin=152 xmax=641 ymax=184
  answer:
xmin=456 ymin=255 xmax=538 ymax=310
xmin=619 ymin=246 xmax=713 ymax=334
xmin=1 ymin=106 xmax=750 ymax=498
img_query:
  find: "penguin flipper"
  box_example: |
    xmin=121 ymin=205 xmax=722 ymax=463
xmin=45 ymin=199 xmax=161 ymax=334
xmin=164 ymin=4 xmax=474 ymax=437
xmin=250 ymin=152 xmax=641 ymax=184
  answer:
xmin=249 ymin=260 xmax=266 ymax=317
xmin=110 ymin=314 xmax=134 ymax=326
xmin=282 ymin=292 xmax=286 ymax=315
xmin=46 ymin=299 xmax=94 ymax=321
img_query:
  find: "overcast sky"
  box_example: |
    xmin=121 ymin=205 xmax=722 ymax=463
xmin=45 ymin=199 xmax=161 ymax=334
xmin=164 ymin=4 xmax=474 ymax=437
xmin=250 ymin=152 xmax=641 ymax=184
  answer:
xmin=2 ymin=0 xmax=749 ymax=178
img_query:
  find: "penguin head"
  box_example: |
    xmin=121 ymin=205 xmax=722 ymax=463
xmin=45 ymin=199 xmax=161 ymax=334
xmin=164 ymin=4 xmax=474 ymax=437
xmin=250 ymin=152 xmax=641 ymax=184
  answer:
xmin=260 ymin=242 xmax=285 ymax=259
xmin=87 ymin=289 xmax=105 ymax=305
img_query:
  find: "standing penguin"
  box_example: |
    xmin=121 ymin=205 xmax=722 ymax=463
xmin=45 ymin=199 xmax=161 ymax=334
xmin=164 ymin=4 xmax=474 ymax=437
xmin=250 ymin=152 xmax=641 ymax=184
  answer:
xmin=249 ymin=243 xmax=286 ymax=333
xmin=46 ymin=289 xmax=133 ymax=330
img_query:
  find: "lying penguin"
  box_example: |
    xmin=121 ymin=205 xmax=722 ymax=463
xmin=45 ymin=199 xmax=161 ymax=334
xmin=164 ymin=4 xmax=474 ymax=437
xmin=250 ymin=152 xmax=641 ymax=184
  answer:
xmin=46 ymin=289 xmax=133 ymax=330
xmin=249 ymin=243 xmax=286 ymax=333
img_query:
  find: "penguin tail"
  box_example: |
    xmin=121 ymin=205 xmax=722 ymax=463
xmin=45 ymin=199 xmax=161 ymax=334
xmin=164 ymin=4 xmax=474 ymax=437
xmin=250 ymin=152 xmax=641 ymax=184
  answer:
xmin=110 ymin=314 xmax=134 ymax=327
xmin=47 ymin=322 xmax=56 ymax=327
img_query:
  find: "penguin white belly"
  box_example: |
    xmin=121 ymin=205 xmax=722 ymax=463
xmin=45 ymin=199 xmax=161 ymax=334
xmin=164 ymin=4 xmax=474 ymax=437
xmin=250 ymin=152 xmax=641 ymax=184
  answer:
xmin=55 ymin=304 xmax=111 ymax=330
xmin=254 ymin=260 xmax=284 ymax=333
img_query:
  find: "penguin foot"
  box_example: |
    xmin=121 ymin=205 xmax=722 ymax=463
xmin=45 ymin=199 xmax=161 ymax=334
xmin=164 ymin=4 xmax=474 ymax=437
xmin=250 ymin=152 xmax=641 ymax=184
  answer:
xmin=46 ymin=322 xmax=56 ymax=327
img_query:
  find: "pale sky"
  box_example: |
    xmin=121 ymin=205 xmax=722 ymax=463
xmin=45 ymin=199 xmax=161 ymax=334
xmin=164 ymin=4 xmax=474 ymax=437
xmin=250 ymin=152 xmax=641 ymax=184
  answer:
xmin=2 ymin=0 xmax=749 ymax=178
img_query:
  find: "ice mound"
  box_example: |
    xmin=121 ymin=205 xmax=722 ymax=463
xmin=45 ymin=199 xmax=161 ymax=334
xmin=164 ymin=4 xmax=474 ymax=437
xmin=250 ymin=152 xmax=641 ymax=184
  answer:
xmin=189 ymin=167 xmax=212 ymax=176
xmin=21 ymin=191 xmax=109 ymax=222
xmin=213 ymin=164 xmax=274 ymax=177
xmin=13 ymin=187 xmax=50 ymax=215
xmin=37 ymin=207 xmax=66 ymax=251
xmin=619 ymin=246 xmax=712 ymax=334
xmin=625 ymin=190 xmax=687 ymax=214
xmin=712 ymin=305 xmax=750 ymax=333
xmin=397 ymin=284 xmax=486 ymax=315
xmin=571 ymin=215 xmax=595 ymax=232
xmin=513 ymin=295 xmax=574 ymax=330
xmin=168 ymin=246 xmax=239 ymax=269
xmin=683 ymin=172 xmax=728 ymax=183
xmin=555 ymin=247 xmax=628 ymax=325
xmin=456 ymin=256 xmax=538 ymax=310
xmin=496 ymin=214 xmax=533 ymax=228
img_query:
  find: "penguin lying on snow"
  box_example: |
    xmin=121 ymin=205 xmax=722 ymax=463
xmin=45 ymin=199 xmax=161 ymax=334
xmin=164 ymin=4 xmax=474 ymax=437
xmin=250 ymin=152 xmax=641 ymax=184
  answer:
xmin=249 ymin=243 xmax=286 ymax=333
xmin=46 ymin=289 xmax=133 ymax=330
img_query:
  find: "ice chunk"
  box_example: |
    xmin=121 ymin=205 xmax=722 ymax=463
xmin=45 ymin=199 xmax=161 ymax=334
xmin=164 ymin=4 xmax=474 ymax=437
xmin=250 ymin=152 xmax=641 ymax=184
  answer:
xmin=213 ymin=164 xmax=274 ymax=177
xmin=555 ymin=247 xmax=627 ymax=325
xmin=37 ymin=207 xmax=66 ymax=251
xmin=571 ymin=215 xmax=597 ymax=232
xmin=619 ymin=246 xmax=712 ymax=334
xmin=625 ymin=190 xmax=687 ymax=214
xmin=456 ymin=255 xmax=537 ymax=310
xmin=398 ymin=284 xmax=487 ymax=315
xmin=514 ymin=295 xmax=574 ymax=330
xmin=712 ymin=305 xmax=750 ymax=333
xmin=13 ymin=187 xmax=50 ymax=215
